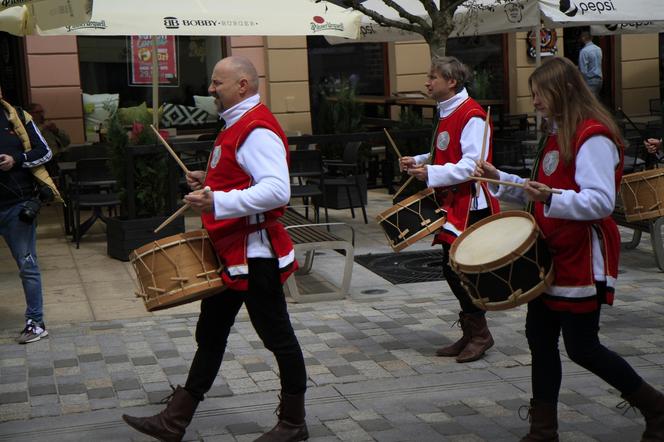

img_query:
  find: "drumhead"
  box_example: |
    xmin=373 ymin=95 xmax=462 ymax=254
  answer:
xmin=454 ymin=214 xmax=534 ymax=266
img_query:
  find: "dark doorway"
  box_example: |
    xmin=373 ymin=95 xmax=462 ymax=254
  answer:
xmin=0 ymin=32 xmax=28 ymax=106
xmin=563 ymin=27 xmax=614 ymax=108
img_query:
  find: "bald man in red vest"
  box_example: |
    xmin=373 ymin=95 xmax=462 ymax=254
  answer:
xmin=123 ymin=56 xmax=308 ymax=442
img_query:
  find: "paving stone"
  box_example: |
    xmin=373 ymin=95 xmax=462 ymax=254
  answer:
xmin=226 ymin=422 xmax=263 ymax=435
xmin=163 ymin=365 xmax=188 ymax=376
xmin=28 ymin=366 xmax=53 ymax=377
xmin=357 ymin=418 xmax=393 ymax=432
xmin=207 ymin=385 xmax=234 ymax=398
xmin=29 ymin=383 xmax=57 ymax=396
xmin=78 ymin=353 xmax=104 ymax=363
xmin=244 ymin=363 xmax=271 ymax=373
xmin=87 ymin=387 xmax=115 ymax=399
xmin=0 ymin=373 xmax=26 ymax=384
xmin=104 ymin=354 xmax=129 ymax=364
xmin=132 ymin=356 xmax=158 ymax=366
xmin=0 ymin=391 xmax=28 ymax=404
xmin=328 ymin=365 xmax=359 ymax=377
xmin=154 ymin=349 xmax=179 ymax=359
xmin=53 ymin=358 xmax=78 ymax=368
xmin=167 ymin=330 xmax=191 ymax=338
xmin=57 ymin=383 xmax=87 ymax=395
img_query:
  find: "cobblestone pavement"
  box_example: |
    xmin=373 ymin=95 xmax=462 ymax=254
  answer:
xmin=1 ymin=196 xmax=663 ymax=441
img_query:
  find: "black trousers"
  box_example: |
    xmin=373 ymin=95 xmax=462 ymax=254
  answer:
xmin=185 ymin=258 xmax=306 ymax=400
xmin=441 ymin=208 xmax=491 ymax=314
xmin=526 ymin=288 xmax=643 ymax=404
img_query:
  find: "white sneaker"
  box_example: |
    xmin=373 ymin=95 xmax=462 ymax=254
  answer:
xmin=16 ymin=319 xmax=49 ymax=344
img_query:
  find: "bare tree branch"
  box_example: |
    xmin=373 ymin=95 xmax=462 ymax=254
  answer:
xmin=344 ymin=0 xmax=431 ymax=35
xmin=418 ymin=0 xmax=438 ymax=18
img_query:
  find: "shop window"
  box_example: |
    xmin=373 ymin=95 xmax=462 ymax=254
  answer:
xmin=307 ymin=36 xmax=387 ymax=133
xmin=77 ymin=36 xmax=224 ymax=108
xmin=447 ymin=34 xmax=505 ymax=100
xmin=660 ymin=33 xmax=664 ymax=103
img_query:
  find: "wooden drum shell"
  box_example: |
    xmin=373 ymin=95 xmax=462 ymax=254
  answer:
xmin=620 ymin=168 xmax=664 ymax=222
xmin=376 ymin=188 xmax=446 ymax=252
xmin=130 ymin=230 xmax=225 ymax=311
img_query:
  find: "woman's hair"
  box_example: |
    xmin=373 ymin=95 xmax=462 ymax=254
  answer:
xmin=430 ymin=56 xmax=472 ymax=94
xmin=528 ymin=56 xmax=621 ymax=163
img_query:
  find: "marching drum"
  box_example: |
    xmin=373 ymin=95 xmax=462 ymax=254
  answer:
xmin=449 ymin=211 xmax=554 ymax=311
xmin=130 ymin=230 xmax=225 ymax=311
xmin=376 ymin=188 xmax=446 ymax=252
xmin=619 ymin=168 xmax=664 ymax=222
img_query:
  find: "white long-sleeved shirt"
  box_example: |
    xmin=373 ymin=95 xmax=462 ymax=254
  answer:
xmin=412 ymin=88 xmax=490 ymax=210
xmin=211 ymin=94 xmax=290 ymax=258
xmin=490 ymin=132 xmax=619 ymax=281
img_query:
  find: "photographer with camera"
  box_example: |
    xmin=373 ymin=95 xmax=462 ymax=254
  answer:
xmin=0 ymin=86 xmax=61 ymax=344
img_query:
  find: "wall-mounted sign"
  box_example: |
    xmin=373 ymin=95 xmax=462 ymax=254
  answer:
xmin=527 ymin=28 xmax=557 ymax=58
xmin=129 ymin=35 xmax=178 ymax=86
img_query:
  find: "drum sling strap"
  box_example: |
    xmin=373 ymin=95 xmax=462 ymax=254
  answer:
xmin=525 ymin=136 xmax=549 ymax=215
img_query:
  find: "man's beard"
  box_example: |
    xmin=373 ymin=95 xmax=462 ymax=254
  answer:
xmin=210 ymin=93 xmax=224 ymax=112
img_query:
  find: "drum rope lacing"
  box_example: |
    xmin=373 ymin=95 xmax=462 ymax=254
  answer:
xmin=457 ymin=240 xmax=547 ymax=310
xmin=132 ymin=232 xmax=221 ymax=305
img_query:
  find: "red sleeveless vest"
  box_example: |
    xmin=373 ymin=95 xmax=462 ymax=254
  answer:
xmin=432 ymin=98 xmax=500 ymax=245
xmin=202 ymin=103 xmax=297 ymax=291
xmin=533 ymin=119 xmax=623 ymax=312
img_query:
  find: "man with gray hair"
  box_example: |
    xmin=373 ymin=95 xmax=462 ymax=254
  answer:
xmin=122 ymin=56 xmax=308 ymax=442
xmin=399 ymin=56 xmax=500 ymax=363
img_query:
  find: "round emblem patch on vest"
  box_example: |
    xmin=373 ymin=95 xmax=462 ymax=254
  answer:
xmin=210 ymin=145 xmax=222 ymax=169
xmin=436 ymin=131 xmax=450 ymax=151
xmin=542 ymin=151 xmax=559 ymax=176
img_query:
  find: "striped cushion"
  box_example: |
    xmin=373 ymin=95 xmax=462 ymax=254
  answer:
xmin=160 ymin=103 xmax=209 ymax=127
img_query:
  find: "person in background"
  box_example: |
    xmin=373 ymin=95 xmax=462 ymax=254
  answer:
xmin=122 ymin=56 xmax=308 ymax=442
xmin=0 ymin=87 xmax=61 ymax=344
xmin=28 ymin=103 xmax=70 ymax=156
xmin=578 ymin=31 xmax=603 ymax=98
xmin=475 ymin=56 xmax=664 ymax=442
xmin=399 ymin=56 xmax=500 ymax=363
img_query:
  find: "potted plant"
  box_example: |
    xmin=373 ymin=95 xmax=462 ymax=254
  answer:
xmin=105 ymin=109 xmax=185 ymax=261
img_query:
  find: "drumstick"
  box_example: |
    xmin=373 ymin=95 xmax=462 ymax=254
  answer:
xmin=149 ymin=124 xmax=191 ymax=175
xmin=393 ymin=175 xmax=414 ymax=200
xmin=480 ymin=106 xmax=491 ymax=163
xmin=154 ymin=203 xmax=190 ymax=233
xmin=473 ymin=176 xmax=563 ymax=194
xmin=154 ymin=186 xmax=211 ymax=233
xmin=383 ymin=128 xmax=403 ymax=159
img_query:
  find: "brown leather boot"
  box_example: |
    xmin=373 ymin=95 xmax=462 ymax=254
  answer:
xmin=622 ymin=381 xmax=664 ymax=442
xmin=456 ymin=312 xmax=494 ymax=363
xmin=519 ymin=399 xmax=559 ymax=442
xmin=436 ymin=312 xmax=470 ymax=357
xmin=122 ymin=386 xmax=199 ymax=442
xmin=255 ymin=392 xmax=308 ymax=442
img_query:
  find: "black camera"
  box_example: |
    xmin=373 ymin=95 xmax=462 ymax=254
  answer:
xmin=19 ymin=186 xmax=54 ymax=224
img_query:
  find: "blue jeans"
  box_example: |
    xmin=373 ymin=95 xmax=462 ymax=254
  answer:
xmin=0 ymin=202 xmax=43 ymax=323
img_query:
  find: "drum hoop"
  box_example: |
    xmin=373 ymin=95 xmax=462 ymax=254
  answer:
xmin=376 ymin=188 xmax=437 ymax=220
xmin=621 ymin=168 xmax=664 ymax=183
xmin=468 ymin=264 xmax=554 ymax=311
xmin=450 ymin=210 xmax=540 ymax=273
xmin=131 ymin=230 xmax=210 ymax=260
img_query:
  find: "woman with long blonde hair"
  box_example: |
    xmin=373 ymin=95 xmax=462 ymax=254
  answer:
xmin=475 ymin=56 xmax=664 ymax=441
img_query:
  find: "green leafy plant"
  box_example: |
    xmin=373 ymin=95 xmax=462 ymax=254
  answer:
xmin=316 ymin=77 xmax=365 ymax=159
xmin=107 ymin=111 xmax=169 ymax=218
xmin=470 ymin=68 xmax=493 ymax=100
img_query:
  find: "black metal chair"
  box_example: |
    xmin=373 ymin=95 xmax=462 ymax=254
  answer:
xmin=322 ymin=141 xmax=368 ymax=223
xmin=68 ymin=158 xmax=121 ymax=248
xmin=289 ymin=149 xmax=328 ymax=223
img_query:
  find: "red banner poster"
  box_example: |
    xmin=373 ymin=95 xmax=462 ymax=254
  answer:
xmin=129 ymin=35 xmax=178 ymax=86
